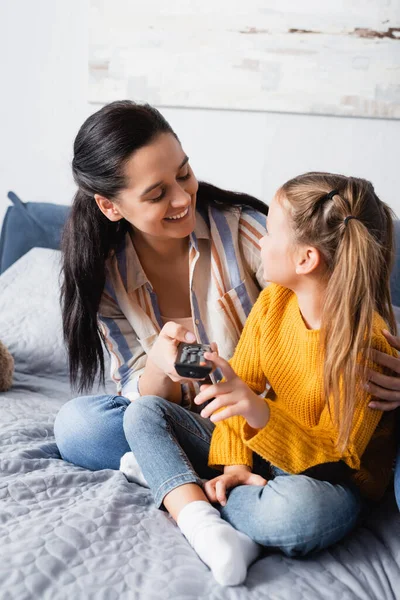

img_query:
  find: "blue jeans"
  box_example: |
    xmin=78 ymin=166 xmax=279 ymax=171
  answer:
xmin=54 ymin=394 xmax=133 ymax=470
xmin=54 ymin=393 xmax=366 ymax=557
xmin=395 ymin=414 xmax=400 ymax=509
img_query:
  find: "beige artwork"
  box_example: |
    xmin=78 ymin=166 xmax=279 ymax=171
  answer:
xmin=89 ymin=0 xmax=400 ymax=119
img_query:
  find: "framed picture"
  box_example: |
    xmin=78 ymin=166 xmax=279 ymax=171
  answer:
xmin=89 ymin=0 xmax=400 ymax=118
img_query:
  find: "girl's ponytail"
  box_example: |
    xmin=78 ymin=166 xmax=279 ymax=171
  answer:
xmin=321 ymin=212 xmax=394 ymax=450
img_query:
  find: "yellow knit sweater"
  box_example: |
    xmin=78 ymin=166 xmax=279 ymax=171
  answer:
xmin=209 ymin=284 xmax=398 ymax=501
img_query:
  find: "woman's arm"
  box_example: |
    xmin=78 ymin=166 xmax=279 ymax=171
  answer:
xmin=100 ymin=295 xmax=196 ymax=404
xmin=366 ymin=330 xmax=400 ymax=410
xmin=139 ymin=321 xmax=197 ymax=404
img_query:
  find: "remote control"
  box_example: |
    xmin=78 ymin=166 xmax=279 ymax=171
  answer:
xmin=174 ymin=343 xmax=213 ymax=379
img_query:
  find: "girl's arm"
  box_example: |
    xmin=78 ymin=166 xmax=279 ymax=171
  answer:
xmin=195 ymin=291 xmax=269 ymax=468
xmin=239 ymin=334 xmax=398 ymax=475
xmin=204 ymin=465 xmax=267 ymax=506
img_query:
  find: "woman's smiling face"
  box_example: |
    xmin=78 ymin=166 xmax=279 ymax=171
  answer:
xmin=97 ymin=132 xmax=199 ymax=240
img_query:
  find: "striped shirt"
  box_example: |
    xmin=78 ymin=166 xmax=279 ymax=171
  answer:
xmin=98 ymin=205 xmax=267 ymax=405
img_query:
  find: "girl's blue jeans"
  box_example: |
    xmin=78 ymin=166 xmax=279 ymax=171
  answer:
xmin=54 ymin=394 xmax=398 ymax=557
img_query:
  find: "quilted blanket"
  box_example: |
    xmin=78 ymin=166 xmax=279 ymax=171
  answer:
xmin=0 ymin=372 xmax=399 ymax=600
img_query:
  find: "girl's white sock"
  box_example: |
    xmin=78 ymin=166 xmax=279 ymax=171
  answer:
xmin=177 ymin=500 xmax=260 ymax=586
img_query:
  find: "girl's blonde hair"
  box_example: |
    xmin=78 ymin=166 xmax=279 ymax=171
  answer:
xmin=279 ymin=172 xmax=396 ymax=450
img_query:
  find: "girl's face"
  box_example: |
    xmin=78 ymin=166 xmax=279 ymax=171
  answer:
xmin=104 ymin=133 xmax=199 ymax=241
xmin=260 ymin=194 xmax=299 ymax=287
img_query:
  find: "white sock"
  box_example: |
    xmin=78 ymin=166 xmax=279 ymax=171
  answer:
xmin=177 ymin=500 xmax=260 ymax=586
xmin=119 ymin=452 xmax=149 ymax=488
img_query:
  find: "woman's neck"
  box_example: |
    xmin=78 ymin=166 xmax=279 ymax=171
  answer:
xmin=294 ymin=278 xmax=327 ymax=330
xmin=132 ymin=229 xmax=189 ymax=263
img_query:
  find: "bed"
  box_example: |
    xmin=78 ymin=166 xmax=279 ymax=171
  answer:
xmin=0 ymin=198 xmax=399 ymax=599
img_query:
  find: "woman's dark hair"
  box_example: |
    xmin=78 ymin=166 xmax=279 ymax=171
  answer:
xmin=62 ymin=100 xmax=268 ymax=392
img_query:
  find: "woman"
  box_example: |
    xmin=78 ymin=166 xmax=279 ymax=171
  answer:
xmin=54 ymin=100 xmax=268 ymax=474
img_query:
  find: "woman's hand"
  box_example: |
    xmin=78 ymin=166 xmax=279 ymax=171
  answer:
xmin=194 ymin=352 xmax=270 ymax=429
xmin=204 ymin=465 xmax=267 ymax=506
xmin=147 ymin=321 xmax=197 ymax=382
xmin=140 ymin=322 xmax=199 ymax=403
xmin=140 ymin=324 xmax=217 ymax=404
xmin=367 ymin=330 xmax=400 ymax=410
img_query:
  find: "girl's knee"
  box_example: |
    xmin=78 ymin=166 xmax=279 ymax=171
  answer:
xmin=256 ymin=475 xmax=361 ymax=556
xmin=268 ymin=474 xmax=359 ymax=514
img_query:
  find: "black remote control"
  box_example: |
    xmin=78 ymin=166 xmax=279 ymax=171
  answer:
xmin=174 ymin=343 xmax=213 ymax=379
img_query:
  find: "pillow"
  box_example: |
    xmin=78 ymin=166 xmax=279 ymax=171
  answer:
xmin=0 ymin=192 xmax=70 ymax=274
xmin=0 ymin=248 xmax=114 ymax=389
xmin=0 ymin=248 xmax=68 ymax=376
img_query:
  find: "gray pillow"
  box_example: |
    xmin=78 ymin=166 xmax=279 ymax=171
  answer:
xmin=0 ymin=248 xmax=68 ymax=376
xmin=0 ymin=248 xmax=115 ymax=391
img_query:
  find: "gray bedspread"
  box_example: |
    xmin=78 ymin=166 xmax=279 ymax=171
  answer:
xmin=1 ymin=250 xmax=400 ymax=599
xmin=1 ymin=372 xmax=399 ymax=600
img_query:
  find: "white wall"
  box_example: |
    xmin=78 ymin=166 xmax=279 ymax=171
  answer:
xmin=1 ymin=0 xmax=399 ymax=235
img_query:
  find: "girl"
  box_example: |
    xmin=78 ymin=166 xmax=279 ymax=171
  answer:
xmin=123 ymin=172 xmax=398 ymax=586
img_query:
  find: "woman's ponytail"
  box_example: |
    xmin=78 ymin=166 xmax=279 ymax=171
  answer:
xmin=61 ymin=190 xmax=128 ymax=391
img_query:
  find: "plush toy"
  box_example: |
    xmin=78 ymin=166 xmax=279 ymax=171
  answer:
xmin=0 ymin=340 xmax=14 ymax=392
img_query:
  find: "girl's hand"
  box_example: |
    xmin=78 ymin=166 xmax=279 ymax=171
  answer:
xmin=204 ymin=465 xmax=267 ymax=506
xmin=367 ymin=330 xmax=400 ymax=410
xmin=147 ymin=322 xmax=197 ymax=382
xmin=194 ymin=352 xmax=270 ymax=429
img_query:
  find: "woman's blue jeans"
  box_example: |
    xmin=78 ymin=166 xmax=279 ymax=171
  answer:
xmin=54 ymin=394 xmax=396 ymax=557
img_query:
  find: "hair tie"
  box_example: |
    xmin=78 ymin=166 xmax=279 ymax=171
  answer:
xmin=312 ymin=188 xmax=339 ymax=215
xmin=343 ymin=215 xmax=360 ymax=227
xmin=325 ymin=189 xmax=339 ymax=200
